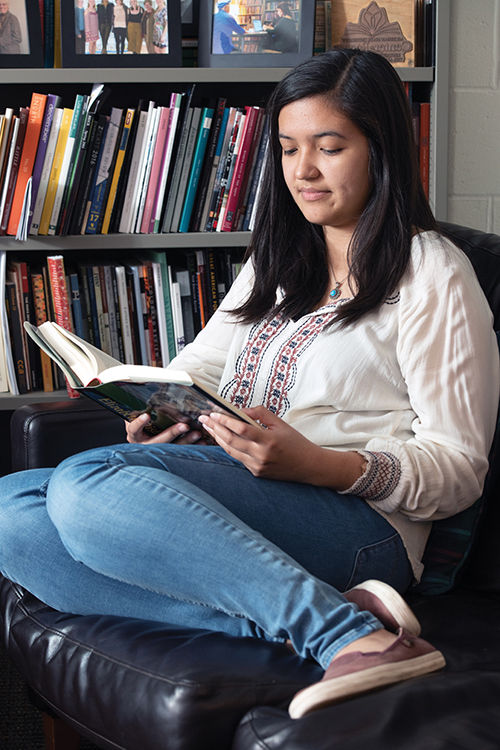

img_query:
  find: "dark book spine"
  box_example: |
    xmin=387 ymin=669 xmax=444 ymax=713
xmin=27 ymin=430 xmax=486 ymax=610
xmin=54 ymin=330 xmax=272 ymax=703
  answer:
xmin=111 ymin=268 xmax=126 ymax=363
xmin=71 ymin=115 xmax=107 ymax=235
xmin=5 ymin=280 xmax=28 ymax=393
xmin=109 ymin=99 xmax=148 ymax=234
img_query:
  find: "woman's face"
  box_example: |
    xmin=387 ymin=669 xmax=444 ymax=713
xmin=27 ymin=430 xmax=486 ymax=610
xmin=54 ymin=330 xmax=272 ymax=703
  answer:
xmin=278 ymin=96 xmax=371 ymax=236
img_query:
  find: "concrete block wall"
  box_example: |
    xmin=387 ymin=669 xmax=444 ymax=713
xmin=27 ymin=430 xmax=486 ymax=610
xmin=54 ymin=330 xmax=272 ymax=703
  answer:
xmin=448 ymin=0 xmax=500 ymax=231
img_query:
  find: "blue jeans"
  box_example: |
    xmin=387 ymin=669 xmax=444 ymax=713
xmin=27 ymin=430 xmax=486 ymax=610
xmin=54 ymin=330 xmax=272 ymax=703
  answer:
xmin=0 ymin=444 xmax=412 ymax=669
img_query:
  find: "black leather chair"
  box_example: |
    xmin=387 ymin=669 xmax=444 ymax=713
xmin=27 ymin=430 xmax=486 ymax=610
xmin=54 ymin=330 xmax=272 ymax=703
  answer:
xmin=2 ymin=222 xmax=500 ymax=750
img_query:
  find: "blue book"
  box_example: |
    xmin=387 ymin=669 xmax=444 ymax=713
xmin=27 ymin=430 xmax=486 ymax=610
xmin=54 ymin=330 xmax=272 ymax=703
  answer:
xmin=69 ymin=272 xmax=85 ymax=339
xmin=179 ymin=107 xmax=214 ymax=233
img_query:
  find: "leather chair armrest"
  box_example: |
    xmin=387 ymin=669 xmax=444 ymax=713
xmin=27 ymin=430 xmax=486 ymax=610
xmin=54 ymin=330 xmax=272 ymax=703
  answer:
xmin=10 ymin=400 xmax=126 ymax=472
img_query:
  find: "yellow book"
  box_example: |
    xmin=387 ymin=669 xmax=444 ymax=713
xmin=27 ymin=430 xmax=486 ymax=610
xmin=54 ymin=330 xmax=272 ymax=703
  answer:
xmin=101 ymin=108 xmax=135 ymax=235
xmin=38 ymin=108 xmax=73 ymax=236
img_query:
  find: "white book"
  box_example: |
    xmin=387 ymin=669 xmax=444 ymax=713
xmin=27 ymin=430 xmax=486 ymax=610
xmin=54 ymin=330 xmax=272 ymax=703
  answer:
xmin=151 ymin=260 xmax=170 ymax=367
xmin=0 ymin=250 xmax=12 ymax=393
xmin=167 ymin=265 xmax=185 ymax=355
xmin=0 ymin=117 xmax=20 ymax=227
xmin=135 ymin=106 xmax=161 ymax=233
xmin=114 ymin=266 xmax=135 ymax=365
xmin=152 ymin=93 xmax=182 ymax=234
xmin=0 ymin=108 xmax=14 ymax=185
xmin=29 ymin=107 xmax=63 ymax=235
xmin=118 ymin=109 xmax=149 ymax=234
xmin=129 ymin=102 xmax=157 ymax=234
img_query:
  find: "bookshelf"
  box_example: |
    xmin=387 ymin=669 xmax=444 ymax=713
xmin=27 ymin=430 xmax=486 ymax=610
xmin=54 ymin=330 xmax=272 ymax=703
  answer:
xmin=0 ymin=0 xmax=449 ymax=410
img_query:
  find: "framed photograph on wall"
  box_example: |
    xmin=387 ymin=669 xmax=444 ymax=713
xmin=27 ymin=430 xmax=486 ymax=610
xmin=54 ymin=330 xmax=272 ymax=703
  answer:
xmin=60 ymin=0 xmax=182 ymax=68
xmin=198 ymin=1 xmax=315 ymax=68
xmin=181 ymin=0 xmax=199 ymax=37
xmin=0 ymin=0 xmax=44 ymax=67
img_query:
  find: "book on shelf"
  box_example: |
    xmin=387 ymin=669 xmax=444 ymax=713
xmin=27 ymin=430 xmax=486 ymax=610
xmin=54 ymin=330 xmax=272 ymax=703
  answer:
xmin=220 ymin=106 xmax=262 ymax=233
xmin=419 ymin=101 xmax=430 ymax=199
xmin=161 ymin=85 xmax=196 ymax=234
xmin=147 ymin=249 xmax=176 ymax=361
xmin=9 ymin=260 xmax=42 ymax=391
xmin=0 ymin=251 xmax=12 ymax=393
xmin=30 ymin=270 xmax=54 ymax=392
xmin=46 ymin=254 xmax=79 ymax=397
xmin=135 ymin=107 xmax=162 ymax=234
xmin=85 ymin=107 xmax=123 ymax=235
xmin=30 ymin=106 xmax=63 ymax=236
xmin=28 ymin=94 xmax=62 ymax=234
xmin=100 ymin=108 xmax=135 ymax=235
xmin=189 ymin=97 xmax=227 ymax=233
xmin=169 ymin=106 xmax=202 ymax=233
xmin=25 ymin=320 xmax=259 ymax=439
xmin=119 ymin=101 xmax=154 ymax=235
xmin=114 ymin=265 xmax=135 ymax=365
xmin=47 ymin=96 xmax=86 ymax=236
xmin=178 ymin=104 xmax=214 ymax=233
xmin=7 ymin=93 xmax=47 ymax=237
xmin=108 ymin=99 xmax=148 ymax=235
xmin=5 ymin=275 xmax=29 ymax=394
xmin=150 ymin=92 xmax=183 ymax=234
xmin=205 ymin=106 xmax=239 ymax=232
xmin=0 ymin=108 xmax=29 ymax=236
xmin=0 ymin=109 xmax=15 ymax=188
xmin=140 ymin=105 xmax=171 ymax=234
xmin=69 ymin=115 xmax=108 ymax=234
xmin=37 ymin=107 xmax=73 ymax=236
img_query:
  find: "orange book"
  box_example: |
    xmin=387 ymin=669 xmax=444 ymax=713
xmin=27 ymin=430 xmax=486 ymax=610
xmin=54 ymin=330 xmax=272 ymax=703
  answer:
xmin=7 ymin=93 xmax=47 ymax=236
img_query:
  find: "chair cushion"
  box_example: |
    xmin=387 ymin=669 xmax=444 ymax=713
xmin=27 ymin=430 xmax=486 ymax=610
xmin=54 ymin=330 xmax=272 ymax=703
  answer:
xmin=413 ymin=333 xmax=500 ymax=595
xmin=0 ymin=575 xmax=320 ymax=750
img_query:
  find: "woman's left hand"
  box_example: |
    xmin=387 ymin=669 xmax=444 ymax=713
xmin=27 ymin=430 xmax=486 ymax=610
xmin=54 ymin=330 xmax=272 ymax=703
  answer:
xmin=198 ymin=405 xmax=324 ymax=484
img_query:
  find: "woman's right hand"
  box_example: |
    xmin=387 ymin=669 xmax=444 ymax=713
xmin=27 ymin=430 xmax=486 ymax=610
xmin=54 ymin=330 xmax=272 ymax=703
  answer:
xmin=126 ymin=413 xmax=204 ymax=445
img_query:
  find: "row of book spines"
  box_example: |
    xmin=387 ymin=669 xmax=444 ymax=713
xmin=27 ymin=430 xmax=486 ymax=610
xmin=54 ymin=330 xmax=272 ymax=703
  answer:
xmin=0 ymin=85 xmax=269 ymax=241
xmin=4 ymin=248 xmax=243 ymax=395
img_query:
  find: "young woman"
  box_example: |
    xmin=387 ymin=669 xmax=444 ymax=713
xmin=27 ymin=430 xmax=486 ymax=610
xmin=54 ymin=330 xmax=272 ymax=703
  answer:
xmin=84 ymin=0 xmax=99 ymax=54
xmin=113 ymin=0 xmax=128 ymax=55
xmin=1 ymin=50 xmax=498 ymax=718
xmin=152 ymin=0 xmax=168 ymax=54
xmin=126 ymin=0 xmax=143 ymax=54
xmin=142 ymin=0 xmax=155 ymax=54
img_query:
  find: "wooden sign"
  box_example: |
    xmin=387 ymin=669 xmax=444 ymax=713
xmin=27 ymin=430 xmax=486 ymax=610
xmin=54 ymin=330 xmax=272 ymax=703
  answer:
xmin=330 ymin=1 xmax=416 ymax=67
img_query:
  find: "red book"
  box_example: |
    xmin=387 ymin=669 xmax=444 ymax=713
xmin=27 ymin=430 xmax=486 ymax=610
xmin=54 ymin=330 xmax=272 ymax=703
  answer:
xmin=221 ymin=106 xmax=261 ymax=232
xmin=7 ymin=93 xmax=47 ymax=236
xmin=419 ymin=102 xmax=430 ymax=200
xmin=0 ymin=107 xmax=29 ymax=236
xmin=47 ymin=255 xmax=79 ymax=398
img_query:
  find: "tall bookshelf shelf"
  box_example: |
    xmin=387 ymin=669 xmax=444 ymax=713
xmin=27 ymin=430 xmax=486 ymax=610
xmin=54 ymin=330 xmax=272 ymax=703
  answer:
xmin=0 ymin=1 xmax=449 ymax=410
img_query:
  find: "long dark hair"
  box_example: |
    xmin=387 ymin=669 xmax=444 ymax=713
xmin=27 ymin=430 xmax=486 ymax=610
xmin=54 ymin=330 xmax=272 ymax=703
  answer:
xmin=233 ymin=48 xmax=439 ymax=327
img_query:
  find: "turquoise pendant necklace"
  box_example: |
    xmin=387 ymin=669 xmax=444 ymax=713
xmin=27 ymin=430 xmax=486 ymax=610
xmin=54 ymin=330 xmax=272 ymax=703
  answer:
xmin=330 ymin=272 xmax=348 ymax=300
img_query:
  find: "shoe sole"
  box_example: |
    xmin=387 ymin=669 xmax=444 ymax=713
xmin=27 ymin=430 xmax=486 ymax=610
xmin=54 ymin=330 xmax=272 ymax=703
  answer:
xmin=288 ymin=650 xmax=446 ymax=719
xmin=345 ymin=579 xmax=421 ymax=637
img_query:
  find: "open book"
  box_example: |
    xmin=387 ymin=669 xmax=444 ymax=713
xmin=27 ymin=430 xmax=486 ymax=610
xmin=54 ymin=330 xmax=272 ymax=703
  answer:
xmin=24 ymin=321 xmax=258 ymax=438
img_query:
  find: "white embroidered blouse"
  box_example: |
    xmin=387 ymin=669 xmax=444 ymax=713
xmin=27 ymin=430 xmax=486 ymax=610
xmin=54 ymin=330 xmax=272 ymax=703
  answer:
xmin=168 ymin=231 xmax=500 ymax=581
